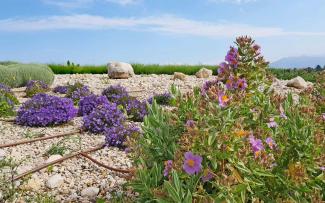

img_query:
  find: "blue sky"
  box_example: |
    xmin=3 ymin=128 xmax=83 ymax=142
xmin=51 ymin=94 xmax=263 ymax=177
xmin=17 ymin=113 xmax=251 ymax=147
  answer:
xmin=1 ymin=0 xmax=325 ymax=65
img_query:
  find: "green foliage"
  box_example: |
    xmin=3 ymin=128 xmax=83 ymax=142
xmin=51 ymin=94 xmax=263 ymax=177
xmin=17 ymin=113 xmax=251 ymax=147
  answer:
xmin=129 ymin=37 xmax=325 ymax=202
xmin=140 ymin=101 xmax=184 ymax=164
xmin=269 ymin=68 xmax=318 ymax=82
xmin=0 ymin=87 xmax=19 ymax=117
xmin=0 ymin=63 xmax=54 ymax=88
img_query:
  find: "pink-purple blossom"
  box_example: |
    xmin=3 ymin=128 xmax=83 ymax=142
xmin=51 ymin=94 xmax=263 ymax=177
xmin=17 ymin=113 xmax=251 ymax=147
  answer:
xmin=322 ymin=113 xmax=325 ymax=121
xmin=183 ymin=152 xmax=202 ymax=175
xmin=225 ymin=47 xmax=239 ymax=68
xmin=186 ymin=120 xmax=195 ymax=128
xmin=265 ymin=137 xmax=277 ymax=150
xmin=236 ymin=78 xmax=248 ymax=90
xmin=267 ymin=118 xmax=278 ymax=128
xmin=201 ymin=169 xmax=214 ymax=182
xmin=218 ymin=92 xmax=230 ymax=108
xmin=249 ymin=135 xmax=264 ymax=158
xmin=163 ymin=160 xmax=173 ymax=177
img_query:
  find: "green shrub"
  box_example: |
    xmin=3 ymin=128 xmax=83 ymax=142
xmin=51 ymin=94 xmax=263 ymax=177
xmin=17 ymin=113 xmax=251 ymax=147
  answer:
xmin=0 ymin=64 xmax=54 ymax=88
xmin=0 ymin=84 xmax=19 ymax=117
xmin=129 ymin=37 xmax=325 ymax=202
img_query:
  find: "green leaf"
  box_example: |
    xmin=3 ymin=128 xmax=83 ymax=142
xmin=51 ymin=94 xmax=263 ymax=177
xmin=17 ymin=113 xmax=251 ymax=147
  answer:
xmin=163 ymin=181 xmax=181 ymax=203
xmin=183 ymin=190 xmax=193 ymax=203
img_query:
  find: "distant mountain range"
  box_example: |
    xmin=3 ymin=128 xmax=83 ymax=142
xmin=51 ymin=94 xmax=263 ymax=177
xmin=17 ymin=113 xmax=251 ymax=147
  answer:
xmin=270 ymin=56 xmax=325 ymax=68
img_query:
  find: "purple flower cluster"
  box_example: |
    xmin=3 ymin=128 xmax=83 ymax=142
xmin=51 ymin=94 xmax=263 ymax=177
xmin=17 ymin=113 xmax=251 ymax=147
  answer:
xmin=163 ymin=160 xmax=173 ymax=177
xmin=0 ymin=83 xmax=11 ymax=93
xmin=126 ymin=99 xmax=148 ymax=122
xmin=53 ymin=85 xmax=68 ymax=94
xmin=16 ymin=93 xmax=77 ymax=127
xmin=78 ymin=95 xmax=110 ymax=116
xmin=70 ymin=86 xmax=92 ymax=104
xmin=104 ymin=124 xmax=140 ymax=148
xmin=25 ymin=80 xmax=49 ymax=97
xmin=83 ymin=102 xmax=126 ymax=134
xmin=225 ymin=76 xmax=248 ymax=91
xmin=225 ymin=46 xmax=239 ymax=68
xmin=65 ymin=82 xmax=92 ymax=104
xmin=148 ymin=92 xmax=173 ymax=105
xmin=201 ymin=79 xmax=220 ymax=96
xmin=102 ymin=85 xmax=130 ymax=106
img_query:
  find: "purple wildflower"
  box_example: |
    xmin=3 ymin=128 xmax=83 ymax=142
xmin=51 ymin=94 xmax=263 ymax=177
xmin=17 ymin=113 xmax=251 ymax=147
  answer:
xmin=201 ymin=169 xmax=214 ymax=182
xmin=225 ymin=75 xmax=235 ymax=90
xmin=126 ymin=99 xmax=148 ymax=122
xmin=25 ymin=80 xmax=49 ymax=97
xmin=322 ymin=113 xmax=325 ymax=121
xmin=218 ymin=62 xmax=229 ymax=76
xmin=267 ymin=117 xmax=278 ymax=128
xmin=78 ymin=95 xmax=110 ymax=116
xmin=225 ymin=47 xmax=239 ymax=68
xmin=104 ymin=124 xmax=140 ymax=148
xmin=16 ymin=93 xmax=77 ymax=127
xmin=102 ymin=85 xmax=130 ymax=106
xmin=320 ymin=166 xmax=325 ymax=171
xmin=236 ymin=78 xmax=248 ymax=90
xmin=249 ymin=135 xmax=264 ymax=158
xmin=186 ymin=120 xmax=195 ymax=128
xmin=148 ymin=92 xmax=172 ymax=105
xmin=53 ymin=85 xmax=68 ymax=94
xmin=0 ymin=83 xmax=11 ymax=93
xmin=83 ymin=102 xmax=126 ymax=134
xmin=201 ymin=79 xmax=220 ymax=96
xmin=265 ymin=137 xmax=277 ymax=150
xmin=163 ymin=160 xmax=173 ymax=177
xmin=183 ymin=152 xmax=202 ymax=175
xmin=218 ymin=91 xmax=230 ymax=108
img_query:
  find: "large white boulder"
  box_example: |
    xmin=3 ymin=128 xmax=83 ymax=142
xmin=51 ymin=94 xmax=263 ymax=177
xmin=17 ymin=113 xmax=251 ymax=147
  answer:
xmin=173 ymin=72 xmax=187 ymax=81
xmin=195 ymin=68 xmax=212 ymax=78
xmin=108 ymin=62 xmax=135 ymax=79
xmin=286 ymin=76 xmax=312 ymax=89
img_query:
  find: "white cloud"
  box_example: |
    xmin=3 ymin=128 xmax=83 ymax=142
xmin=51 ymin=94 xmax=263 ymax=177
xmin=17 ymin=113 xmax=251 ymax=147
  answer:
xmin=104 ymin=0 xmax=139 ymax=5
xmin=41 ymin=0 xmax=93 ymax=8
xmin=208 ymin=0 xmax=257 ymax=4
xmin=0 ymin=14 xmax=324 ymax=38
xmin=41 ymin=0 xmax=139 ymax=8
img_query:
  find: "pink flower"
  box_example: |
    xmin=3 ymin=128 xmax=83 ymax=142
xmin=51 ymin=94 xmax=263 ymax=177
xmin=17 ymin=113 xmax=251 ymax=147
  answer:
xmin=267 ymin=117 xmax=278 ymax=128
xmin=265 ymin=137 xmax=277 ymax=150
xmin=183 ymin=152 xmax=202 ymax=175
xmin=201 ymin=169 xmax=214 ymax=182
xmin=218 ymin=92 xmax=230 ymax=108
xmin=249 ymin=135 xmax=264 ymax=158
xmin=236 ymin=78 xmax=248 ymax=90
xmin=163 ymin=160 xmax=173 ymax=177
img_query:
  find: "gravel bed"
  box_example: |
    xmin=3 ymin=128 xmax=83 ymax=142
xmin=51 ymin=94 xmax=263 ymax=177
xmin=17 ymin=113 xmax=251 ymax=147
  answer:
xmin=0 ymin=74 xmax=214 ymax=202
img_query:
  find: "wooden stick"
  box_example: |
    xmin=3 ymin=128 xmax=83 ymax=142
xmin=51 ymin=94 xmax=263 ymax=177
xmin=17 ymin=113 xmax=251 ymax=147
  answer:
xmin=0 ymin=129 xmax=82 ymax=149
xmin=12 ymin=144 xmax=105 ymax=181
xmin=80 ymin=152 xmax=134 ymax=174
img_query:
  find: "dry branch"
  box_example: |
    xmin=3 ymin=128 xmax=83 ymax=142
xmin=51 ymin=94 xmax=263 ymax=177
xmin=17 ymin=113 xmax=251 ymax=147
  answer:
xmin=0 ymin=129 xmax=82 ymax=149
xmin=80 ymin=152 xmax=134 ymax=174
xmin=12 ymin=144 xmax=105 ymax=181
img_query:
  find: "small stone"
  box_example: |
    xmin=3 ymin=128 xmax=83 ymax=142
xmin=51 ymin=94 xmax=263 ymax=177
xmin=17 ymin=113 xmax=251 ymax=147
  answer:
xmin=195 ymin=68 xmax=213 ymax=78
xmin=0 ymin=149 xmax=6 ymax=160
xmin=24 ymin=178 xmax=42 ymax=191
xmin=45 ymin=155 xmax=63 ymax=164
xmin=173 ymin=72 xmax=186 ymax=81
xmin=81 ymin=187 xmax=99 ymax=198
xmin=47 ymin=174 xmax=64 ymax=189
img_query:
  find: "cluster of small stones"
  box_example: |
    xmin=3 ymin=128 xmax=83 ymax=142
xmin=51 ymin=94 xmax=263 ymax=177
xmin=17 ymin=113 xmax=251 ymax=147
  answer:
xmin=0 ymin=74 xmax=215 ymax=202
